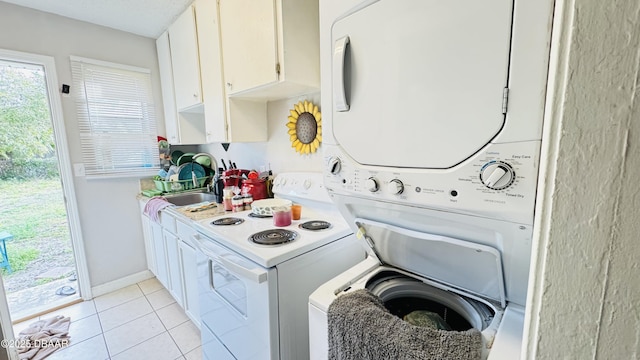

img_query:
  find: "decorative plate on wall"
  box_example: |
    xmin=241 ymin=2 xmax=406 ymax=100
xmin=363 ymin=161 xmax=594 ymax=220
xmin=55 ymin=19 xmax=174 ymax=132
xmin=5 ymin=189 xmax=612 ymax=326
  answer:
xmin=287 ymin=100 xmax=322 ymax=154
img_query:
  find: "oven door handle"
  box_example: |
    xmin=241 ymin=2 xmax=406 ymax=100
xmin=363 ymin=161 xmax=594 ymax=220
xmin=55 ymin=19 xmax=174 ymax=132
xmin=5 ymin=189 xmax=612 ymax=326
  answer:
xmin=192 ymin=234 xmax=268 ymax=284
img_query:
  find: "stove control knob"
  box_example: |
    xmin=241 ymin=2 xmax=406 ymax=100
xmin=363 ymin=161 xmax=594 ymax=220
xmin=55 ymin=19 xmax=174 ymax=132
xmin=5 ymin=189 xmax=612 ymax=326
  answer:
xmin=303 ymin=179 xmax=312 ymax=189
xmin=365 ymin=177 xmax=379 ymax=192
xmin=328 ymin=157 xmax=342 ymax=175
xmin=480 ymin=161 xmax=515 ymax=190
xmin=387 ymin=179 xmax=404 ymax=195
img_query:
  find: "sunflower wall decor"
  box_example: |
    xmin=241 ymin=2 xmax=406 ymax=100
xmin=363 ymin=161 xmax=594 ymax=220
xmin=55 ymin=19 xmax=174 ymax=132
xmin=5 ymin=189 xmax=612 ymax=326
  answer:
xmin=287 ymin=100 xmax=322 ymax=154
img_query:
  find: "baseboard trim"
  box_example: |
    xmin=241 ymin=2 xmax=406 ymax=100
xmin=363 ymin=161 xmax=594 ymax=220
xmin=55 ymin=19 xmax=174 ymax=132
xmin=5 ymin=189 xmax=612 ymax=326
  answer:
xmin=90 ymin=270 xmax=154 ymax=298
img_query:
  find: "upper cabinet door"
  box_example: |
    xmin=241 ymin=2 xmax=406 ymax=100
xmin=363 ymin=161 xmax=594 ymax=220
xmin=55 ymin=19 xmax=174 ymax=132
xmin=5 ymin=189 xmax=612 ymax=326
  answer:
xmin=219 ymin=0 xmax=278 ymax=95
xmin=169 ymin=6 xmax=203 ymax=110
xmin=156 ymin=31 xmax=180 ymax=144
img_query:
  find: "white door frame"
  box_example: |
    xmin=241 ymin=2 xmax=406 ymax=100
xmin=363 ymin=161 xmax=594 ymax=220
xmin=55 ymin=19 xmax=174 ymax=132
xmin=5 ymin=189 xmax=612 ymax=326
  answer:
xmin=0 ymin=48 xmax=92 ymax=349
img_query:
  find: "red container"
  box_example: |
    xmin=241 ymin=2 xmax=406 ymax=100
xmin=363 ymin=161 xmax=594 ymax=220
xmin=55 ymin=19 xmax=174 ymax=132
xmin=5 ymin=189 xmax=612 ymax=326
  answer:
xmin=241 ymin=177 xmax=268 ymax=200
xmin=222 ymin=169 xmax=249 ymax=187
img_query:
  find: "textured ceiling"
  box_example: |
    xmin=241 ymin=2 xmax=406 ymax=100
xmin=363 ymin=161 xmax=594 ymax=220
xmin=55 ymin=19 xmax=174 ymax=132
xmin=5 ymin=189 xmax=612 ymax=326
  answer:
xmin=0 ymin=0 xmax=193 ymax=38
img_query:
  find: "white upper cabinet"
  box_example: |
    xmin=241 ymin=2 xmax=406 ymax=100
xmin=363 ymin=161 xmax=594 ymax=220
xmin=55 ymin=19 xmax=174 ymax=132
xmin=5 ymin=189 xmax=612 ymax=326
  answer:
xmin=168 ymin=6 xmax=203 ymax=111
xmin=155 ymin=31 xmax=180 ymax=144
xmin=218 ymin=0 xmax=320 ymax=99
xmin=219 ymin=0 xmax=278 ymax=94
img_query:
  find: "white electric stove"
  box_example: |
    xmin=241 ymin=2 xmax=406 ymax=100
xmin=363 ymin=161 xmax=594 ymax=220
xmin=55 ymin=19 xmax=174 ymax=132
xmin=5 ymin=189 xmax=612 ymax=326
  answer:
xmin=191 ymin=172 xmax=365 ymax=360
xmin=194 ymin=205 xmax=352 ymax=268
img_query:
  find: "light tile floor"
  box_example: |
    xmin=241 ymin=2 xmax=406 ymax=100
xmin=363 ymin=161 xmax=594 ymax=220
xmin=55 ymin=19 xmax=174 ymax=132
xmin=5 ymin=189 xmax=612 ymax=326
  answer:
xmin=13 ymin=278 xmax=202 ymax=360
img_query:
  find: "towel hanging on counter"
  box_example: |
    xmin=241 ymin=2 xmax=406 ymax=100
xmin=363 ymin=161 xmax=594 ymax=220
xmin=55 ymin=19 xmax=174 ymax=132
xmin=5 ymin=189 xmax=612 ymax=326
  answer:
xmin=143 ymin=196 xmax=172 ymax=222
xmin=327 ymin=289 xmax=482 ymax=360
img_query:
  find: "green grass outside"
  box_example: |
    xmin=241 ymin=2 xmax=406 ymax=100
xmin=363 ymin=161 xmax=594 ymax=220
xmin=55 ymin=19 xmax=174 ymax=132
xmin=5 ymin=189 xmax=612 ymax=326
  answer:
xmin=0 ymin=178 xmax=72 ymax=277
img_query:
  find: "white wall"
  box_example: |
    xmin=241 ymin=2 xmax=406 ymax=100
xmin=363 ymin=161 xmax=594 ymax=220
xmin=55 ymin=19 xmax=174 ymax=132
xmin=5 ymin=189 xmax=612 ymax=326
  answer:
xmin=199 ymin=93 xmax=324 ymax=174
xmin=0 ymin=2 xmax=164 ymax=287
xmin=526 ymin=0 xmax=640 ymax=358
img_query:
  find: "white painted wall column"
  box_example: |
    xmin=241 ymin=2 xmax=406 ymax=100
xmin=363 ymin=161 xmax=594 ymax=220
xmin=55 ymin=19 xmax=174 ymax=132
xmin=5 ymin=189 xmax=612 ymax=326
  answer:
xmin=526 ymin=0 xmax=640 ymax=358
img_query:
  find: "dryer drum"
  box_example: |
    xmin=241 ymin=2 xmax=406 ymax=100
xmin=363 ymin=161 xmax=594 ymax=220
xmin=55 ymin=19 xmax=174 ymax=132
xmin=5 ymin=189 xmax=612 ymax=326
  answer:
xmin=366 ymin=271 xmax=495 ymax=331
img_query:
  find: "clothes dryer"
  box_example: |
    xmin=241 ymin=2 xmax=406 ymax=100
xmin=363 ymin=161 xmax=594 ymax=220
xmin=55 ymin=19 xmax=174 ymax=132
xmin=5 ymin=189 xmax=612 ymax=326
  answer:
xmin=310 ymin=0 xmax=555 ymax=358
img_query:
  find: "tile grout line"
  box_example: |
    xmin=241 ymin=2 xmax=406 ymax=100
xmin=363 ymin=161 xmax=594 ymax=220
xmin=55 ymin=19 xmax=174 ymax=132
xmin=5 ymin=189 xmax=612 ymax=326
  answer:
xmin=16 ymin=279 xmax=195 ymax=359
xmin=146 ymin=288 xmax=186 ymax=356
xmin=103 ymin=284 xmax=156 ymax=358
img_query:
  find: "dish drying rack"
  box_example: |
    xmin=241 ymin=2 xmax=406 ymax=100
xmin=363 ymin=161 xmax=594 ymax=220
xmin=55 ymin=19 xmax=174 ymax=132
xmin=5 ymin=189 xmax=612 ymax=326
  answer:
xmin=154 ymin=177 xmax=209 ymax=192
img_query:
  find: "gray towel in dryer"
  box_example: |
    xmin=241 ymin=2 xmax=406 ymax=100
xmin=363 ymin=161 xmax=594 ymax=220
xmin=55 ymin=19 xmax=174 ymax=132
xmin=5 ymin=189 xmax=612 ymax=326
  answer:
xmin=327 ymin=289 xmax=482 ymax=360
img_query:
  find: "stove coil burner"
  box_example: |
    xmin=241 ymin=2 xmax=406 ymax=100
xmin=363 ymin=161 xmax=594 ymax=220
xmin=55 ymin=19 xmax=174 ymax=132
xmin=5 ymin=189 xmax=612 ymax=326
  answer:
xmin=248 ymin=212 xmax=272 ymax=218
xmin=250 ymin=229 xmax=298 ymax=245
xmin=299 ymin=220 xmax=331 ymax=231
xmin=211 ymin=217 xmax=245 ymax=226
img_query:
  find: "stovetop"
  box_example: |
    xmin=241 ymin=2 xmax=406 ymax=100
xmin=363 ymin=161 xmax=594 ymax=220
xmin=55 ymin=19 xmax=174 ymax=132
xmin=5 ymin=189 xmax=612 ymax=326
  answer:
xmin=193 ymin=207 xmax=352 ymax=268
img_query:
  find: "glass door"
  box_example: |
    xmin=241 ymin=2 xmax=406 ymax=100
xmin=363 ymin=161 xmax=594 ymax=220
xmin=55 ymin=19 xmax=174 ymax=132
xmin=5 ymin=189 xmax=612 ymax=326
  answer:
xmin=0 ymin=53 xmax=85 ymax=323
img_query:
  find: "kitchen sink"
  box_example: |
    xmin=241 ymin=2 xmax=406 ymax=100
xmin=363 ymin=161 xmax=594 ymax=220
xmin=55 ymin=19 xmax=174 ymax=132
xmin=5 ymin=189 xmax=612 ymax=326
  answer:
xmin=164 ymin=192 xmax=217 ymax=206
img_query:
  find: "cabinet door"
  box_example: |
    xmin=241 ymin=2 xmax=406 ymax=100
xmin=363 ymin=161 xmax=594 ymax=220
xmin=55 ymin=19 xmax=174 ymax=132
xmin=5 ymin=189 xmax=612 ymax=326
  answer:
xmin=179 ymin=239 xmax=200 ymax=327
xmin=219 ymin=0 xmax=278 ymax=94
xmin=194 ymin=0 xmax=228 ymax=143
xmin=164 ymin=230 xmax=184 ymax=307
xmin=169 ymin=5 xmax=203 ymax=110
xmin=139 ymin=201 xmax=156 ymax=274
xmin=150 ymin=221 xmax=169 ymax=288
xmin=155 ymin=31 xmax=180 ymax=144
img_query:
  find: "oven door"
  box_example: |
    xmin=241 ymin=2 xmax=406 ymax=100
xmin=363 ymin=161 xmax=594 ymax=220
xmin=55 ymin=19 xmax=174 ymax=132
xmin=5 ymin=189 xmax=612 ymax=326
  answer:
xmin=193 ymin=233 xmax=279 ymax=360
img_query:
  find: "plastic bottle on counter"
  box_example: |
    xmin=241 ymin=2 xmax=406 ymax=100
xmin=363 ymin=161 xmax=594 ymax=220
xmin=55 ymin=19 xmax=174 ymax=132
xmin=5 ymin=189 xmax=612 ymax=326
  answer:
xmin=223 ymin=188 xmax=234 ymax=211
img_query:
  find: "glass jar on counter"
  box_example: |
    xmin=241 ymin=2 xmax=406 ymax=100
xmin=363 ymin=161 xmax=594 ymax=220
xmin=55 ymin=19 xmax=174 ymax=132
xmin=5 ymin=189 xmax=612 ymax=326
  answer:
xmin=243 ymin=194 xmax=253 ymax=210
xmin=273 ymin=206 xmax=292 ymax=227
xmin=223 ymin=188 xmax=234 ymax=211
xmin=232 ymin=195 xmax=245 ymax=212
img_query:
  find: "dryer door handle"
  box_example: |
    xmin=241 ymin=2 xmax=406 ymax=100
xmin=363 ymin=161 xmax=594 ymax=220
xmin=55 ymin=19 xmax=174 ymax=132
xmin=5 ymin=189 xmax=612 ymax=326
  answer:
xmin=333 ymin=35 xmax=350 ymax=112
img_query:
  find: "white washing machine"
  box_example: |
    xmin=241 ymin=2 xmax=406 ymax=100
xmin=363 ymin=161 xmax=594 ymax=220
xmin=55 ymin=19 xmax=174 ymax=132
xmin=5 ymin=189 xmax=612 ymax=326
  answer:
xmin=309 ymin=0 xmax=554 ymax=358
xmin=308 ymin=205 xmax=531 ymax=359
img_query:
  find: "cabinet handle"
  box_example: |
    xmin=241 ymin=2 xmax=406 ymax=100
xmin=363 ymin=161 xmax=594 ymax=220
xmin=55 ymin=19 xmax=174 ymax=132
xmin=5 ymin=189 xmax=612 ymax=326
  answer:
xmin=193 ymin=93 xmax=198 ymax=98
xmin=333 ymin=35 xmax=350 ymax=112
xmin=226 ymin=82 xmax=232 ymax=90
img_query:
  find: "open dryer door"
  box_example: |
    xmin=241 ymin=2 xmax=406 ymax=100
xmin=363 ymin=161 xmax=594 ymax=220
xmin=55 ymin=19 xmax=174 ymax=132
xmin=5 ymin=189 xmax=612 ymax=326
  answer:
xmin=332 ymin=0 xmax=514 ymax=169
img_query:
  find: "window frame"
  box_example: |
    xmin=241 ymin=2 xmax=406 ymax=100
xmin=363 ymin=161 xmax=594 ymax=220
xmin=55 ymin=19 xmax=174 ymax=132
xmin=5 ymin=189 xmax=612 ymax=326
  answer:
xmin=70 ymin=55 xmax=160 ymax=179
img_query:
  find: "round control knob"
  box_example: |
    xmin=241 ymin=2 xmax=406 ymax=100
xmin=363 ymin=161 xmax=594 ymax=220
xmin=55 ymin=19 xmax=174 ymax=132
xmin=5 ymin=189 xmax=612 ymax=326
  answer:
xmin=365 ymin=177 xmax=379 ymax=192
xmin=480 ymin=161 xmax=515 ymax=190
xmin=387 ymin=179 xmax=404 ymax=195
xmin=328 ymin=157 xmax=342 ymax=175
xmin=303 ymin=179 xmax=312 ymax=189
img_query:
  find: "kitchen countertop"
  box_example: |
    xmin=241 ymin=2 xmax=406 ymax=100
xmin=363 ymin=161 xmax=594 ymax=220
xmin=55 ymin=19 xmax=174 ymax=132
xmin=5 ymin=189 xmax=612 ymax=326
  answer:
xmin=138 ymin=193 xmax=229 ymax=221
xmin=170 ymin=203 xmax=228 ymax=221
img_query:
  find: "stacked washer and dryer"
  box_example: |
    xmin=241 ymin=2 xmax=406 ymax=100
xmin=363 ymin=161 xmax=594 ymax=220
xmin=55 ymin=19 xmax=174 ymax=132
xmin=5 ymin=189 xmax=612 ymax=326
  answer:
xmin=309 ymin=0 xmax=554 ymax=359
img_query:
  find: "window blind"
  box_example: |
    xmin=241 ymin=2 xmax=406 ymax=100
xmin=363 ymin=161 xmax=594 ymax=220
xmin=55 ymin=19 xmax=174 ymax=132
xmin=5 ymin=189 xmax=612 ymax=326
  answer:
xmin=70 ymin=56 xmax=159 ymax=178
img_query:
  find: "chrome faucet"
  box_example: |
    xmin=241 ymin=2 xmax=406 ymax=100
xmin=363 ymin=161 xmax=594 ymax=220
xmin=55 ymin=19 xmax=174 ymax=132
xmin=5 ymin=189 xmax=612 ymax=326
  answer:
xmin=192 ymin=153 xmax=218 ymax=190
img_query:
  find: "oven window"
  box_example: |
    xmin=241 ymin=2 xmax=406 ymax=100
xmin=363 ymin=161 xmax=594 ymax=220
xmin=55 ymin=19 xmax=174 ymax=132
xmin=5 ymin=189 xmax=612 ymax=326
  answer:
xmin=210 ymin=261 xmax=248 ymax=316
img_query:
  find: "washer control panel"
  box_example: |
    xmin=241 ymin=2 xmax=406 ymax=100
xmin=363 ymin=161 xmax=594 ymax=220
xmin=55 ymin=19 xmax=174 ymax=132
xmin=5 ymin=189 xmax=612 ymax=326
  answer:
xmin=479 ymin=161 xmax=515 ymax=190
xmin=324 ymin=142 xmax=541 ymax=225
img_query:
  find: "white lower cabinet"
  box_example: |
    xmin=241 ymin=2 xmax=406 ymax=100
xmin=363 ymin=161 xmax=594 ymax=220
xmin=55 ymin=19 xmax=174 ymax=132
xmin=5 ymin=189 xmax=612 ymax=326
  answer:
xmin=141 ymin=206 xmax=201 ymax=329
xmin=150 ymin=220 xmax=169 ymax=289
xmin=177 ymin=219 xmax=200 ymax=327
xmin=164 ymin=229 xmax=184 ymax=307
xmin=138 ymin=200 xmax=156 ymax=274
